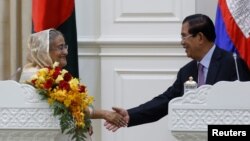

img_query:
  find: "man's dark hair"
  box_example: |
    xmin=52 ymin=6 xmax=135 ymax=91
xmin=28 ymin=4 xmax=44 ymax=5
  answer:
xmin=183 ymin=14 xmax=216 ymax=42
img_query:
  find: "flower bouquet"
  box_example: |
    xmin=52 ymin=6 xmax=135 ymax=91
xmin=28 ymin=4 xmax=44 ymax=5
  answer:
xmin=27 ymin=62 xmax=94 ymax=141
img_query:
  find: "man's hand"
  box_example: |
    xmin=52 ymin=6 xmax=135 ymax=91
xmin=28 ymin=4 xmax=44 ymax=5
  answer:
xmin=104 ymin=107 xmax=129 ymax=132
xmin=112 ymin=107 xmax=129 ymax=123
xmin=104 ymin=110 xmax=127 ymax=127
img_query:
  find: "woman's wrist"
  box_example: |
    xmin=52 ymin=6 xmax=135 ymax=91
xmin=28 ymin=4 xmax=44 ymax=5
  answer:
xmin=88 ymin=106 xmax=95 ymax=117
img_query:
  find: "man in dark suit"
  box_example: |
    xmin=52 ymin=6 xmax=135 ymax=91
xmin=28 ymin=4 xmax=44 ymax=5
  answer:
xmin=105 ymin=14 xmax=250 ymax=131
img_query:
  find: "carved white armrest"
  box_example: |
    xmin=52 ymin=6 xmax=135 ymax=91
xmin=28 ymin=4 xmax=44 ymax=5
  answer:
xmin=168 ymin=81 xmax=250 ymax=141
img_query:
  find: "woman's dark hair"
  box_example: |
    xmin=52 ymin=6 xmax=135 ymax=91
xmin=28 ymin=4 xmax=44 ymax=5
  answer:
xmin=182 ymin=14 xmax=216 ymax=42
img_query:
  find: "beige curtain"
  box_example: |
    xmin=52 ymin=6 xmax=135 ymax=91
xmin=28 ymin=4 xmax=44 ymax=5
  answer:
xmin=0 ymin=0 xmax=31 ymax=80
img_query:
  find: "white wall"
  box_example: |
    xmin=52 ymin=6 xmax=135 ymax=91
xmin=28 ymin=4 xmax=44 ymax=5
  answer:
xmin=75 ymin=0 xmax=218 ymax=141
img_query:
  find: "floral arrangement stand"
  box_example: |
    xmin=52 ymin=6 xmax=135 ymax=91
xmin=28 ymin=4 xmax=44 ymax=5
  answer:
xmin=168 ymin=81 xmax=250 ymax=141
xmin=0 ymin=80 xmax=66 ymax=141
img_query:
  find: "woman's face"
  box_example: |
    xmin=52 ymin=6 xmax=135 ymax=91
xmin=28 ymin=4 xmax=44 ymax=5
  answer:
xmin=49 ymin=35 xmax=68 ymax=67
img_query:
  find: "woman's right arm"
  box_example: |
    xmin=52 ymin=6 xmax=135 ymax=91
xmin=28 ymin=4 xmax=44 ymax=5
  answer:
xmin=86 ymin=107 xmax=127 ymax=127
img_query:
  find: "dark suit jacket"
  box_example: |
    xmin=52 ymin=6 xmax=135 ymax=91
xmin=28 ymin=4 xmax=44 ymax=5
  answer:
xmin=127 ymin=47 xmax=250 ymax=127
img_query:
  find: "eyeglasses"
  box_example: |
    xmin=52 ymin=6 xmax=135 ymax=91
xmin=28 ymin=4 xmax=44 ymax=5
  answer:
xmin=51 ymin=44 xmax=68 ymax=52
xmin=181 ymin=34 xmax=193 ymax=41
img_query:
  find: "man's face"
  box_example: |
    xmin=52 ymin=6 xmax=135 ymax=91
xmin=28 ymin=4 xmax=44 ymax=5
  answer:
xmin=49 ymin=35 xmax=68 ymax=67
xmin=181 ymin=22 xmax=201 ymax=60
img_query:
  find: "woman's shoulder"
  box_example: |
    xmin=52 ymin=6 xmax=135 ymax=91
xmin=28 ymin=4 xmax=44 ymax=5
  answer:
xmin=23 ymin=67 xmax=40 ymax=72
xmin=19 ymin=66 xmax=40 ymax=83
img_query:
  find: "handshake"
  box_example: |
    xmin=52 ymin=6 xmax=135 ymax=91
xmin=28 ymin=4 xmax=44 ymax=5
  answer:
xmin=102 ymin=107 xmax=129 ymax=132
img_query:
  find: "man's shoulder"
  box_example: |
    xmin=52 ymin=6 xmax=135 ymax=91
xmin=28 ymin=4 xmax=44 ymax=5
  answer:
xmin=214 ymin=46 xmax=234 ymax=57
xmin=180 ymin=60 xmax=197 ymax=71
xmin=209 ymin=46 xmax=235 ymax=64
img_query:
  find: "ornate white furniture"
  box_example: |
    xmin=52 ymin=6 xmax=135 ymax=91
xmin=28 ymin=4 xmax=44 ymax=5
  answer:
xmin=168 ymin=81 xmax=250 ymax=141
xmin=0 ymin=80 xmax=69 ymax=141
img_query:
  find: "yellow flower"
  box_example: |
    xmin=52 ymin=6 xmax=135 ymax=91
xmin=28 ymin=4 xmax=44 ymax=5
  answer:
xmin=37 ymin=76 xmax=46 ymax=83
xmin=55 ymin=75 xmax=64 ymax=83
xmin=53 ymin=61 xmax=60 ymax=67
xmin=61 ymin=69 xmax=68 ymax=76
xmin=64 ymin=94 xmax=73 ymax=107
xmin=50 ymin=89 xmax=67 ymax=103
xmin=38 ymin=68 xmax=49 ymax=76
xmin=69 ymin=78 xmax=80 ymax=91
xmin=86 ymin=96 xmax=94 ymax=105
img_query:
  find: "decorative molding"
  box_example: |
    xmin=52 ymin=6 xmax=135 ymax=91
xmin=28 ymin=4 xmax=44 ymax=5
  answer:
xmin=114 ymin=69 xmax=178 ymax=105
xmin=171 ymin=85 xmax=211 ymax=105
xmin=78 ymin=36 xmax=181 ymax=45
xmin=99 ymin=53 xmax=185 ymax=57
xmin=77 ymin=37 xmax=187 ymax=57
xmin=171 ymin=109 xmax=250 ymax=130
xmin=114 ymin=0 xmax=183 ymax=22
xmin=0 ymin=108 xmax=59 ymax=129
xmin=115 ymin=69 xmax=178 ymax=74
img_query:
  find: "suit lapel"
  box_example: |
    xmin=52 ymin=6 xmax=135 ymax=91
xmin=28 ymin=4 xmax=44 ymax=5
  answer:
xmin=206 ymin=47 xmax=222 ymax=84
